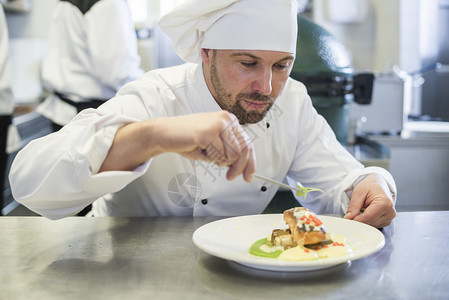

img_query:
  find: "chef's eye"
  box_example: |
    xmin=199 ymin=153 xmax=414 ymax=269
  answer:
xmin=274 ymin=63 xmax=288 ymax=70
xmin=241 ymin=61 xmax=257 ymax=68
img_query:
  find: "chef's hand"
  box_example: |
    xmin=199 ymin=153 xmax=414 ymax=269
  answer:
xmin=101 ymin=111 xmax=256 ymax=182
xmin=344 ymin=174 xmax=396 ymax=228
xmin=162 ymin=111 xmax=256 ymax=182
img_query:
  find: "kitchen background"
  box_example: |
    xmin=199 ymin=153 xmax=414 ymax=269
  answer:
xmin=2 ymin=0 xmax=448 ymax=215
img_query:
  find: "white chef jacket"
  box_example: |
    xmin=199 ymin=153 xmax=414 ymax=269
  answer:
xmin=37 ymin=0 xmax=144 ymax=126
xmin=10 ymin=63 xmax=396 ymax=219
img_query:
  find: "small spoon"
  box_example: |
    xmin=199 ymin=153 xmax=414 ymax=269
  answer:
xmin=254 ymin=173 xmax=323 ymax=198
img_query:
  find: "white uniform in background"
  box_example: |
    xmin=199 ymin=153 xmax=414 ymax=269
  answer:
xmin=0 ymin=6 xmax=20 ymax=151
xmin=1 ymin=5 xmax=21 ymax=215
xmin=0 ymin=6 xmax=20 ymax=150
xmin=38 ymin=0 xmax=144 ymax=126
xmin=0 ymin=7 xmax=14 ymax=118
xmin=9 ymin=63 xmax=396 ymax=219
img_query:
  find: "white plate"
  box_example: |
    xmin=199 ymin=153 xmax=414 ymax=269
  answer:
xmin=193 ymin=214 xmax=385 ymax=272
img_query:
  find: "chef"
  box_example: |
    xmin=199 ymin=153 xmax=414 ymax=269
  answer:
xmin=37 ymin=0 xmax=144 ymax=131
xmin=9 ymin=0 xmax=396 ymax=228
xmin=0 ymin=4 xmax=20 ymax=215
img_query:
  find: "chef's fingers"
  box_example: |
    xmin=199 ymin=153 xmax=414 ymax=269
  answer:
xmin=242 ymin=146 xmax=256 ymax=182
xmin=226 ymin=142 xmax=255 ymax=182
xmin=345 ymin=174 xmax=394 ymax=221
xmin=220 ymin=115 xmax=243 ymax=165
xmin=225 ymin=124 xmax=255 ymax=181
xmin=344 ymin=195 xmax=365 ymax=221
xmin=192 ymin=112 xmax=239 ymax=165
xmin=191 ymin=141 xmax=224 ymax=163
xmin=351 ymin=196 xmax=384 ymax=225
xmin=204 ymin=141 xmax=228 ymax=165
xmin=204 ymin=114 xmax=244 ymax=167
xmin=346 ymin=195 xmax=396 ymax=228
xmin=352 ymin=197 xmax=396 ymax=228
xmin=179 ymin=111 xmax=254 ymax=181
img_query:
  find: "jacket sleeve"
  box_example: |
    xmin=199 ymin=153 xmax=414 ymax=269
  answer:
xmin=9 ymin=103 xmax=150 ymax=220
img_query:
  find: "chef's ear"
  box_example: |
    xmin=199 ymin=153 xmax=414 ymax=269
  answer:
xmin=201 ymin=48 xmax=213 ymax=65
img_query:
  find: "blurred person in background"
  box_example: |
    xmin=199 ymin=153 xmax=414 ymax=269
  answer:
xmin=38 ymin=0 xmax=144 ymax=215
xmin=38 ymin=0 xmax=144 ymax=132
xmin=0 ymin=3 xmax=20 ymax=216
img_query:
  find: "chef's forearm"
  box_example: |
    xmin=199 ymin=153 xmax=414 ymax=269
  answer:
xmin=99 ymin=120 xmax=162 ymax=172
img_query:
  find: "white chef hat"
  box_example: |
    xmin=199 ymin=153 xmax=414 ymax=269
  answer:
xmin=158 ymin=0 xmax=298 ymax=63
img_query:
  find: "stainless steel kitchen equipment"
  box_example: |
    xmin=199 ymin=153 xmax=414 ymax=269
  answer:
xmin=290 ymin=16 xmax=374 ymax=145
xmin=349 ymin=70 xmax=412 ymax=136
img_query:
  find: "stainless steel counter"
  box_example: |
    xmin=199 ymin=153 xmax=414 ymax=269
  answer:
xmin=1 ymin=212 xmax=448 ymax=299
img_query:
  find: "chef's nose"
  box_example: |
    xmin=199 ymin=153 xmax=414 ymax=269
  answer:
xmin=252 ymin=68 xmax=272 ymax=95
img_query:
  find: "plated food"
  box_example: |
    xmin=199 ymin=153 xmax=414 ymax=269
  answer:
xmin=249 ymin=207 xmax=353 ymax=261
xmin=192 ymin=212 xmax=385 ymax=271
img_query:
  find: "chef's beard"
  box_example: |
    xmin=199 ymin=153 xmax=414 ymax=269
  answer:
xmin=210 ymin=58 xmax=274 ymax=124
